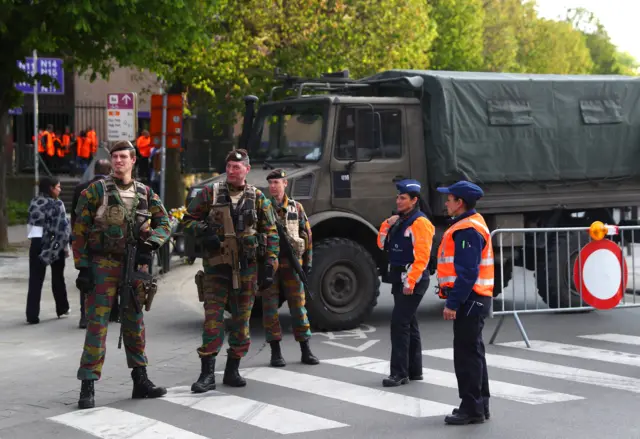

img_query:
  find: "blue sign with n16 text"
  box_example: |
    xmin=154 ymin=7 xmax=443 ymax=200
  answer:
xmin=16 ymin=57 xmax=65 ymax=95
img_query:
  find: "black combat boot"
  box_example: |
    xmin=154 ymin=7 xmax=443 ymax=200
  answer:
xmin=300 ymin=340 xmax=319 ymax=365
xmin=452 ymin=400 xmax=490 ymax=420
xmin=78 ymin=379 xmax=95 ymax=409
xmin=191 ymin=356 xmax=216 ymax=393
xmin=131 ymin=366 xmax=167 ymax=399
xmin=269 ymin=341 xmax=286 ymax=367
xmin=222 ymin=357 xmax=246 ymax=387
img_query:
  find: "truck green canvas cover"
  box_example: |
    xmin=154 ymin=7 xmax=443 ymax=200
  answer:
xmin=362 ymin=69 xmax=640 ymax=185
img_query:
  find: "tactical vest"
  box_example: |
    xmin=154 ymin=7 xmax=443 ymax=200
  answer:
xmin=89 ymin=176 xmax=150 ymax=256
xmin=277 ymin=197 xmax=307 ymax=258
xmin=205 ymin=181 xmax=261 ymax=265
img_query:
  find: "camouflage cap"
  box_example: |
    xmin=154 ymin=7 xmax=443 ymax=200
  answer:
xmin=266 ymin=168 xmax=287 ymax=181
xmin=225 ymin=148 xmax=250 ymax=164
xmin=110 ymin=140 xmax=136 ymax=154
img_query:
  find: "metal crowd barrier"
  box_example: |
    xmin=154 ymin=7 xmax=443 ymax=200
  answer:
xmin=488 ymin=224 xmax=640 ymax=348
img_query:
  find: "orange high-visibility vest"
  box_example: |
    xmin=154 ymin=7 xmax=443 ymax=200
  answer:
xmin=41 ymin=131 xmax=54 ymax=156
xmin=77 ymin=136 xmax=90 ymax=159
xmin=136 ymin=135 xmax=151 ymax=158
xmin=436 ymin=212 xmax=494 ymax=296
xmin=86 ymin=130 xmax=97 ymax=154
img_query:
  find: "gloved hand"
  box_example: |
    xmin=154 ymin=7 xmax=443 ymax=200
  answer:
xmin=260 ymin=264 xmax=275 ymax=290
xmin=202 ymin=225 xmax=224 ymax=251
xmin=76 ymin=268 xmax=93 ymax=292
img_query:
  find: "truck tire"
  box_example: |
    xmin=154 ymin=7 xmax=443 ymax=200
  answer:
xmin=535 ymin=233 xmax=592 ymax=310
xmin=306 ymin=237 xmax=379 ymax=331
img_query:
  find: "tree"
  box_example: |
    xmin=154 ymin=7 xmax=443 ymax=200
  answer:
xmin=428 ymin=0 xmax=485 ymax=71
xmin=152 ymin=0 xmax=438 ymax=132
xmin=519 ymin=18 xmax=593 ymax=74
xmin=616 ymin=51 xmax=640 ymax=76
xmin=0 ymin=0 xmax=213 ymax=250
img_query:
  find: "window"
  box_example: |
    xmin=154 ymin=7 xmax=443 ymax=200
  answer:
xmin=334 ymin=106 xmax=403 ymax=160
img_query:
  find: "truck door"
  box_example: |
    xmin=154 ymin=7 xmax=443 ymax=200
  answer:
xmin=330 ymin=104 xmax=411 ymax=227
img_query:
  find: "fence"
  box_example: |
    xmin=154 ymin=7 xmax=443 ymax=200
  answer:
xmin=489 ymin=224 xmax=640 ymax=348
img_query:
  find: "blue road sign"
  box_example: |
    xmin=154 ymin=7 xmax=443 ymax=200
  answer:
xmin=16 ymin=57 xmax=65 ymax=95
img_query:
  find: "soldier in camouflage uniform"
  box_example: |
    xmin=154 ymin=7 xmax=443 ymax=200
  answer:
xmin=262 ymin=169 xmax=319 ymax=367
xmin=72 ymin=141 xmax=172 ymax=409
xmin=182 ymin=149 xmax=279 ymax=393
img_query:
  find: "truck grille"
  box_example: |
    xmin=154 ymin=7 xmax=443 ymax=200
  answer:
xmin=292 ymin=174 xmax=313 ymax=199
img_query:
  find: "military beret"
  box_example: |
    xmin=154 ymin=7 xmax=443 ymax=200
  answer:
xmin=225 ymin=148 xmax=250 ymax=164
xmin=266 ymin=168 xmax=287 ymax=181
xmin=436 ymin=180 xmax=484 ymax=203
xmin=396 ymin=179 xmax=422 ymax=195
xmin=110 ymin=140 xmax=136 ymax=154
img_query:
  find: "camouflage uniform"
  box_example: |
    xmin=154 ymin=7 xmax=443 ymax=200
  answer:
xmin=72 ymin=141 xmax=171 ymax=410
xmin=262 ymin=170 xmax=318 ymax=367
xmin=182 ymin=149 xmax=279 ymax=393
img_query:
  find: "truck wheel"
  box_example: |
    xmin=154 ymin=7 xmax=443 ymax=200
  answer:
xmin=535 ymin=233 xmax=592 ymax=310
xmin=306 ymin=237 xmax=379 ymax=331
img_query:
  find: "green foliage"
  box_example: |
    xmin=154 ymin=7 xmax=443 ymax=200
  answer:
xmin=152 ymin=0 xmax=437 ymax=132
xmin=8 ymin=200 xmax=29 ymax=226
xmin=429 ymin=0 xmax=485 ymax=71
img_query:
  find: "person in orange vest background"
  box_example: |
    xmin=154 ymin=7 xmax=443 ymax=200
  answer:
xmin=435 ymin=180 xmax=494 ymax=426
xmin=86 ymin=127 xmax=98 ymax=156
xmin=41 ymin=124 xmax=55 ymax=171
xmin=75 ymin=130 xmax=90 ymax=174
xmin=136 ymin=130 xmax=151 ymax=182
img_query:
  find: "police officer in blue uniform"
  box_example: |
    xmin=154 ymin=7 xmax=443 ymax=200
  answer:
xmin=377 ymin=179 xmax=436 ymax=387
xmin=436 ymin=181 xmax=493 ymax=426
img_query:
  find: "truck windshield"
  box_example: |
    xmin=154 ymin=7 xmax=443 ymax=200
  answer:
xmin=248 ymin=102 xmax=326 ymax=162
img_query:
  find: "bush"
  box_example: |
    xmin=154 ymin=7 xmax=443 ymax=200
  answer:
xmin=8 ymin=200 xmax=29 ymax=226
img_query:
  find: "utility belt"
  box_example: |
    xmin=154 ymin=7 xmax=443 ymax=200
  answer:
xmin=382 ymin=264 xmax=408 ymax=284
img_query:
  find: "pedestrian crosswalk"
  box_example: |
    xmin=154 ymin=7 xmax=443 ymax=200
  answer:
xmin=44 ymin=332 xmax=640 ymax=438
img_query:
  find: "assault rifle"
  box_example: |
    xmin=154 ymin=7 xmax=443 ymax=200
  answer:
xmin=117 ymin=242 xmax=157 ymax=349
xmin=275 ymin=222 xmax=326 ymax=310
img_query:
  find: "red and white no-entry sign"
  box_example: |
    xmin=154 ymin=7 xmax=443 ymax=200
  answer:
xmin=573 ymin=239 xmax=628 ymax=310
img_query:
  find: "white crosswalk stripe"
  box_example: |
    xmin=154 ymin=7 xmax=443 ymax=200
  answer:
xmin=163 ymin=385 xmax=348 ymax=434
xmin=49 ymin=406 xmax=209 ymax=439
xmin=40 ymin=333 xmax=640 ymax=438
xmin=423 ymin=347 xmax=640 ymax=393
xmin=496 ymin=340 xmax=640 ymax=367
xmin=323 ymin=355 xmax=584 ymax=404
xmin=226 ymin=366 xmax=457 ymax=417
xmin=578 ymin=333 xmax=640 ymax=346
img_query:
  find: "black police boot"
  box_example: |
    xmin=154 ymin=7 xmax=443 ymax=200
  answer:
xmin=300 ymin=340 xmax=319 ymax=365
xmin=269 ymin=341 xmax=286 ymax=367
xmin=451 ymin=400 xmax=490 ymax=420
xmin=382 ymin=375 xmax=409 ymax=387
xmin=131 ymin=366 xmax=167 ymax=399
xmin=78 ymin=292 xmax=87 ymax=329
xmin=78 ymin=379 xmax=95 ymax=409
xmin=223 ymin=357 xmax=246 ymax=387
xmin=445 ymin=410 xmax=485 ymax=425
xmin=191 ymin=356 xmax=216 ymax=393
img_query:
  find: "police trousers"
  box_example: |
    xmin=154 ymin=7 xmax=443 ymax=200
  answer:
xmin=389 ymin=278 xmax=428 ymax=378
xmin=453 ymin=308 xmax=490 ymax=416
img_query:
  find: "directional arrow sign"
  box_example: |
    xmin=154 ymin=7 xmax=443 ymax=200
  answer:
xmin=322 ymin=340 xmax=380 ymax=352
xmin=106 ymin=92 xmax=137 ymax=141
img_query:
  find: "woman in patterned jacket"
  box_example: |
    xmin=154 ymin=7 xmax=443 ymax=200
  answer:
xmin=25 ymin=176 xmax=71 ymax=324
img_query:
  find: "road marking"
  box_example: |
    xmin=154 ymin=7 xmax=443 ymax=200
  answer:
xmin=322 ymin=340 xmax=380 ymax=352
xmin=323 ymin=356 xmax=583 ymax=405
xmin=423 ymin=348 xmax=640 ymax=394
xmin=578 ymin=333 xmax=640 ymax=346
xmin=497 ymin=340 xmax=640 ymax=368
xmin=225 ymin=367 xmax=456 ymax=417
xmin=163 ymin=386 xmax=347 ymax=434
xmin=49 ymin=406 xmax=208 ymax=439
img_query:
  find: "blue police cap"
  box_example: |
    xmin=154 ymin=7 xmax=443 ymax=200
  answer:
xmin=436 ymin=180 xmax=484 ymax=202
xmin=396 ymin=179 xmax=422 ymax=194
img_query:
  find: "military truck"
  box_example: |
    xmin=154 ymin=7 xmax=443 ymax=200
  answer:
xmin=185 ymin=69 xmax=640 ymax=331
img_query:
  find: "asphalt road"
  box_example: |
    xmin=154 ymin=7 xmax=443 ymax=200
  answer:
xmin=2 ymin=255 xmax=640 ymax=439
